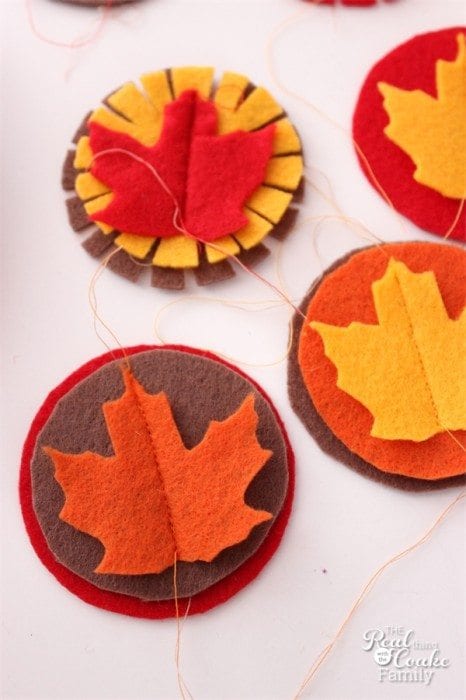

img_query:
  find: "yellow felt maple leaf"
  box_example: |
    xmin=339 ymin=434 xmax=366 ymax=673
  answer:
xmin=378 ymin=32 xmax=466 ymax=199
xmin=44 ymin=368 xmax=272 ymax=575
xmin=311 ymin=259 xmax=466 ymax=442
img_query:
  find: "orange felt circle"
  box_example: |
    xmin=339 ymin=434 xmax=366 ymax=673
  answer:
xmin=298 ymin=242 xmax=466 ymax=479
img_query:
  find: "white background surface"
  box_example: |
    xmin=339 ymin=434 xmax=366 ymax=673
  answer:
xmin=1 ymin=0 xmax=465 ymax=698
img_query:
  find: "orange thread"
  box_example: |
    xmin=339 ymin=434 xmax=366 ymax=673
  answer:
xmin=90 ymin=148 xmax=308 ymax=321
xmin=265 ymin=8 xmax=411 ymax=237
xmin=293 ymin=490 xmax=466 ymax=699
xmin=25 ymin=0 xmax=112 ymax=50
xmin=153 ymin=295 xmax=295 ymax=368
xmin=304 ymin=170 xmax=385 ymax=245
xmin=88 ymin=247 xmax=130 ymax=366
xmin=173 ymin=557 xmax=194 ymax=700
xmin=444 ymin=198 xmax=465 ymax=239
xmin=266 ymin=9 xmax=465 ymax=241
xmin=213 ymin=82 xmax=248 ymax=113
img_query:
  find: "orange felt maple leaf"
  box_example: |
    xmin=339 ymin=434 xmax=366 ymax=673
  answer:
xmin=88 ymin=90 xmax=275 ymax=243
xmin=44 ymin=368 xmax=273 ymax=575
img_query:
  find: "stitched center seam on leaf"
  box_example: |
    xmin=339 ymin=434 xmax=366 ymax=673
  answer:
xmin=126 ymin=370 xmax=179 ymax=558
xmin=393 ymin=269 xmax=442 ymax=434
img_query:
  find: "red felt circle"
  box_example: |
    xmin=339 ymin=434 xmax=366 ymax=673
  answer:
xmin=353 ymin=27 xmax=466 ymax=241
xmin=20 ymin=345 xmax=294 ymax=619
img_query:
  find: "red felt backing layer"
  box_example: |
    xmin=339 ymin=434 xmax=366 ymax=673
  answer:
xmin=353 ymin=27 xmax=466 ymax=242
xmin=20 ymin=345 xmax=294 ymax=619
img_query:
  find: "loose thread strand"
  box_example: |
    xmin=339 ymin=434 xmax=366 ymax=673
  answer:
xmin=88 ymin=247 xmax=130 ymax=367
xmin=444 ymin=198 xmax=465 ymax=240
xmin=304 ymin=171 xmax=386 ymax=246
xmin=25 ymin=0 xmax=112 ymax=49
xmin=265 ymin=8 xmax=464 ymax=241
xmin=293 ymin=490 xmax=466 ymax=699
xmin=154 ymin=295 xmax=295 ymax=368
xmin=91 ymin=148 xmax=308 ymax=324
xmin=265 ymin=8 xmax=408 ymax=237
xmin=173 ymin=555 xmax=194 ymax=700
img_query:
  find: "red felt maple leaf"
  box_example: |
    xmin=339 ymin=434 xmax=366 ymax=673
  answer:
xmin=88 ymin=90 xmax=275 ymax=243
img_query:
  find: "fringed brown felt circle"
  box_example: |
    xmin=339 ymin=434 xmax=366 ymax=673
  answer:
xmin=62 ymin=67 xmax=303 ymax=289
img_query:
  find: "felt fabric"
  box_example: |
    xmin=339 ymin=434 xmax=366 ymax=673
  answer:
xmin=62 ymin=151 xmax=76 ymax=191
xmin=146 ymin=240 xmax=270 ymax=284
xmin=74 ymin=136 xmax=93 ymax=170
xmin=291 ymin=242 xmax=466 ymax=481
xmin=114 ymin=232 xmax=155 ymax=260
xmin=217 ymin=87 xmax=283 ymax=134
xmin=63 ymin=67 xmax=303 ymax=285
xmin=289 ymin=252 xmax=466 ymax=491
xmin=193 ymin=254 xmax=235 ymax=287
xmin=205 ymin=235 xmax=240 ymax=264
xmin=66 ymin=196 xmax=92 ymax=232
xmin=311 ymin=259 xmax=466 ymax=442
xmin=353 ymin=28 xmax=466 ymax=241
xmin=152 ymin=235 xmax=199 ymax=269
xmin=214 ymin=72 xmax=250 ymax=112
xmin=75 ymin=172 xmax=110 ymax=201
xmin=264 ymin=155 xmax=304 ymax=192
xmin=234 ymin=210 xmax=273 ymax=250
xmin=271 ymin=119 xmax=302 ymax=156
xmin=46 ymin=371 xmax=273 ymax=576
xmin=88 ymin=92 xmax=276 ymax=242
xmin=171 ymin=67 xmax=214 ymax=100
xmin=106 ymin=248 xmax=143 ymax=282
xmin=106 ymin=82 xmax=166 ymax=145
xmin=89 ymin=107 xmax=155 ymax=148
xmin=140 ymin=71 xmax=173 ymax=121
xmin=378 ymin=33 xmax=466 ymax=200
xmin=246 ymin=186 xmax=293 ymax=224
xmin=214 ymin=73 xmax=301 ymax=155
xmin=84 ymin=194 xmax=114 ymax=234
xmin=151 ymin=267 xmax=185 ymax=291
xmin=269 ymin=206 xmax=299 ymax=241
xmin=237 ymin=243 xmax=270 ymax=268
xmin=24 ymin=347 xmax=292 ymax=608
xmin=82 ymin=229 xmax=116 ymax=258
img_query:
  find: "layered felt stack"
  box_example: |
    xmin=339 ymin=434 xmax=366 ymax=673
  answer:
xmin=21 ymin=346 xmax=294 ymax=617
xmin=353 ymin=28 xmax=466 ymax=241
xmin=289 ymin=242 xmax=466 ymax=487
xmin=63 ymin=67 xmax=303 ymax=288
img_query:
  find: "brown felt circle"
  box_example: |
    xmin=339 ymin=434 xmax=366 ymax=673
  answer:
xmin=31 ymin=349 xmax=289 ymax=600
xmin=288 ymin=245 xmax=466 ymax=491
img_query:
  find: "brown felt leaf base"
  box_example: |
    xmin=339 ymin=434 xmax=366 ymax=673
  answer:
xmin=288 ymin=246 xmax=466 ymax=491
xmin=32 ymin=349 xmax=289 ymax=600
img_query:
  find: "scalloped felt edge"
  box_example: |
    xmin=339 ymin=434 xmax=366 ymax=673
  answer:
xmin=288 ymin=245 xmax=466 ymax=491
